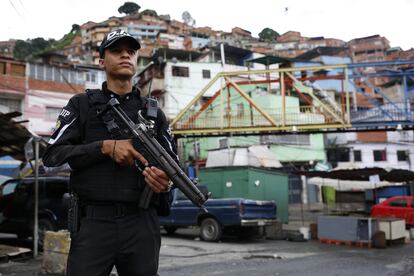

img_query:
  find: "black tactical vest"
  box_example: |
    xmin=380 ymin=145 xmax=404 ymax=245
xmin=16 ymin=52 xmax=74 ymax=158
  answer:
xmin=70 ymin=88 xmax=148 ymax=203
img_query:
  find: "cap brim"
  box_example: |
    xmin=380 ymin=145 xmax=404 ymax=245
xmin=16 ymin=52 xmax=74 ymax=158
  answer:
xmin=104 ymin=36 xmax=141 ymax=51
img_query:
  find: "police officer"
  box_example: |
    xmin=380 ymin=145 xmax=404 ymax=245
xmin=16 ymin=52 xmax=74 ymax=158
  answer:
xmin=43 ymin=29 xmax=176 ymax=276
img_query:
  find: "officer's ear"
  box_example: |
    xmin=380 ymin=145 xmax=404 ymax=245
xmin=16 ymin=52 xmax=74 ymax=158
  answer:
xmin=99 ymin=58 xmax=105 ymax=70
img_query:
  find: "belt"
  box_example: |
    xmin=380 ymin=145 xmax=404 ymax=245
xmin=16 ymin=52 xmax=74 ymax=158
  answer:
xmin=82 ymin=203 xmax=141 ymax=218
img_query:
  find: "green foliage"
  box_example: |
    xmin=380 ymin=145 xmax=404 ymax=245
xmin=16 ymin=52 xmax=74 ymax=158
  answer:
xmin=13 ymin=37 xmax=53 ymax=60
xmin=52 ymin=31 xmax=79 ymax=50
xmin=258 ymin=28 xmax=280 ymax=42
xmin=118 ymin=2 xmax=140 ymax=15
xmin=12 ymin=26 xmax=80 ymax=60
xmin=13 ymin=40 xmax=32 ymax=60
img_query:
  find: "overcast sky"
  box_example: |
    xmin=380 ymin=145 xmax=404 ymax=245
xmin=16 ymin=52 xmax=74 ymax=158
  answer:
xmin=1 ymin=0 xmax=413 ymax=50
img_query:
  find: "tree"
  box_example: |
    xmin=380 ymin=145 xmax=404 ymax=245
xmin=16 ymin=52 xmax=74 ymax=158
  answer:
xmin=13 ymin=40 xmax=32 ymax=60
xmin=71 ymin=24 xmax=80 ymax=32
xmin=118 ymin=2 xmax=140 ymax=15
xmin=258 ymin=28 xmax=280 ymax=42
xmin=13 ymin=37 xmax=52 ymax=60
xmin=182 ymin=11 xmax=196 ymax=27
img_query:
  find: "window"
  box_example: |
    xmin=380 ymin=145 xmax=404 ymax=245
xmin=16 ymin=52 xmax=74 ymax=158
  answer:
xmin=53 ymin=67 xmax=61 ymax=82
xmin=10 ymin=64 xmax=25 ymax=77
xmin=202 ymin=69 xmax=211 ymax=79
xmin=354 ymin=150 xmax=362 ymax=162
xmin=389 ymin=199 xmax=407 ymax=208
xmin=327 ymin=148 xmax=350 ymax=162
xmin=45 ymin=65 xmax=53 ymax=81
xmin=261 ymin=134 xmax=311 ymax=146
xmin=0 ymin=98 xmax=21 ymax=112
xmin=36 ymin=64 xmax=44 ymax=80
xmin=172 ymin=66 xmax=189 ymax=77
xmin=397 ymin=150 xmax=408 ymax=161
xmin=373 ymin=150 xmax=387 ymax=161
xmin=219 ymin=138 xmax=229 ymax=149
xmin=46 ymin=107 xmax=62 ymax=121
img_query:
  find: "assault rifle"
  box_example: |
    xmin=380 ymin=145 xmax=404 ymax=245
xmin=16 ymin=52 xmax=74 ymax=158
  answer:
xmin=99 ymin=98 xmax=208 ymax=212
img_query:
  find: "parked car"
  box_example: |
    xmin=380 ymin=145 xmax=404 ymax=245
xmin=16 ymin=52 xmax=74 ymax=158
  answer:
xmin=371 ymin=196 xmax=414 ymax=227
xmin=159 ymin=186 xmax=278 ymax=241
xmin=0 ymin=176 xmax=69 ymax=245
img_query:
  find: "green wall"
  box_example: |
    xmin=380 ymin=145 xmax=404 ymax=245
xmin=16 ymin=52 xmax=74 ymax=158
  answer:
xmin=269 ymin=134 xmax=326 ymax=162
xmin=199 ymin=167 xmax=289 ymax=223
xmin=179 ymin=92 xmax=326 ymax=163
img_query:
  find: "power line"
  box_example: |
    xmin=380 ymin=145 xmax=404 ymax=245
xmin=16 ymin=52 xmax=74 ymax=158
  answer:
xmin=8 ymin=0 xmax=24 ymax=21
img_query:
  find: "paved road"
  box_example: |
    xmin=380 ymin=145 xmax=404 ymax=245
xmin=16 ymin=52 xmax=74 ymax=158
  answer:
xmin=159 ymin=228 xmax=414 ymax=276
xmin=1 ymin=229 xmax=414 ymax=275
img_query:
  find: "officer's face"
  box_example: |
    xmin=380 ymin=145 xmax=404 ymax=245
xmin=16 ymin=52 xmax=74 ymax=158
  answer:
xmin=99 ymin=40 xmax=138 ymax=79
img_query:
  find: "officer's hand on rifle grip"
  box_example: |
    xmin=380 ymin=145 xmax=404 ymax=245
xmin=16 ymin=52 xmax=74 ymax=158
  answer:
xmin=142 ymin=166 xmax=170 ymax=193
xmin=101 ymin=139 xmax=148 ymax=167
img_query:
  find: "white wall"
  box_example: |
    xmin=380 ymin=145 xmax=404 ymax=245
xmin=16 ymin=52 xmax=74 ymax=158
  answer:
xmin=335 ymin=142 xmax=414 ymax=171
xmin=163 ymin=61 xmax=248 ymax=119
xmin=24 ymin=90 xmax=73 ymax=136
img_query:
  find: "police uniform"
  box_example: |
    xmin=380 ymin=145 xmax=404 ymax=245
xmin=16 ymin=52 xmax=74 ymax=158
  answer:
xmin=43 ymin=82 xmax=177 ymax=276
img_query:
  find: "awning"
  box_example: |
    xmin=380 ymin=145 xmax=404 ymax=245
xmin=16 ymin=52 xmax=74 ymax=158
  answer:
xmin=307 ymin=177 xmax=399 ymax=191
xmin=245 ymin=55 xmax=294 ymax=66
xmin=296 ymin=167 xmax=414 ymax=183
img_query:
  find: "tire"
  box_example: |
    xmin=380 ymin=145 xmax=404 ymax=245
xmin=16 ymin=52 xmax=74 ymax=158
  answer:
xmin=37 ymin=218 xmax=56 ymax=248
xmin=164 ymin=226 xmax=178 ymax=235
xmin=200 ymin=218 xmax=222 ymax=242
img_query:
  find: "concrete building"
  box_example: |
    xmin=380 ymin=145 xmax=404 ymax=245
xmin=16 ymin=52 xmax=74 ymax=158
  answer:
xmin=348 ymin=35 xmax=390 ymax=63
xmin=25 ymin=62 xmax=84 ymax=136
xmin=0 ymin=56 xmax=25 ymax=114
xmin=273 ymin=31 xmax=346 ymax=58
xmin=0 ymin=40 xmax=16 ymax=58
xmin=326 ymin=130 xmax=414 ymax=171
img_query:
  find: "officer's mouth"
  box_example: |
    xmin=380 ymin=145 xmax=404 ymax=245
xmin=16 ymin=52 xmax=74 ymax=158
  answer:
xmin=119 ymin=62 xmax=133 ymax=67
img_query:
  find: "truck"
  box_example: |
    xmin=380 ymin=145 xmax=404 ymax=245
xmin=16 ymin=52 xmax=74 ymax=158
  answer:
xmin=159 ymin=186 xmax=277 ymax=241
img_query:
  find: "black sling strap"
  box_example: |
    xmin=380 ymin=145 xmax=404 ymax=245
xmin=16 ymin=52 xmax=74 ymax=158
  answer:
xmin=83 ymin=88 xmax=157 ymax=140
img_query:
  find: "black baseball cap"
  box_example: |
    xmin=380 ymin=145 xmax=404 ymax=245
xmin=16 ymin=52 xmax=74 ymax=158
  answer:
xmin=99 ymin=29 xmax=141 ymax=58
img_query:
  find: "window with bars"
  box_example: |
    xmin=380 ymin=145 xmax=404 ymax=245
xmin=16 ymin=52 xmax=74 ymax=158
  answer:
xmin=261 ymin=134 xmax=311 ymax=146
xmin=0 ymin=97 xmax=21 ymax=113
xmin=45 ymin=65 xmax=53 ymax=81
xmin=36 ymin=65 xmax=44 ymax=79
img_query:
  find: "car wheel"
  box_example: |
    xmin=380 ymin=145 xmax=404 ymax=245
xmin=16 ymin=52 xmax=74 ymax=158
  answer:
xmin=37 ymin=218 xmax=56 ymax=248
xmin=200 ymin=218 xmax=222 ymax=242
xmin=164 ymin=226 xmax=178 ymax=235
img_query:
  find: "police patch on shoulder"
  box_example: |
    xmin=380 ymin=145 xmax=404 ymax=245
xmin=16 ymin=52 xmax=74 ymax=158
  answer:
xmin=57 ymin=106 xmax=76 ymax=123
